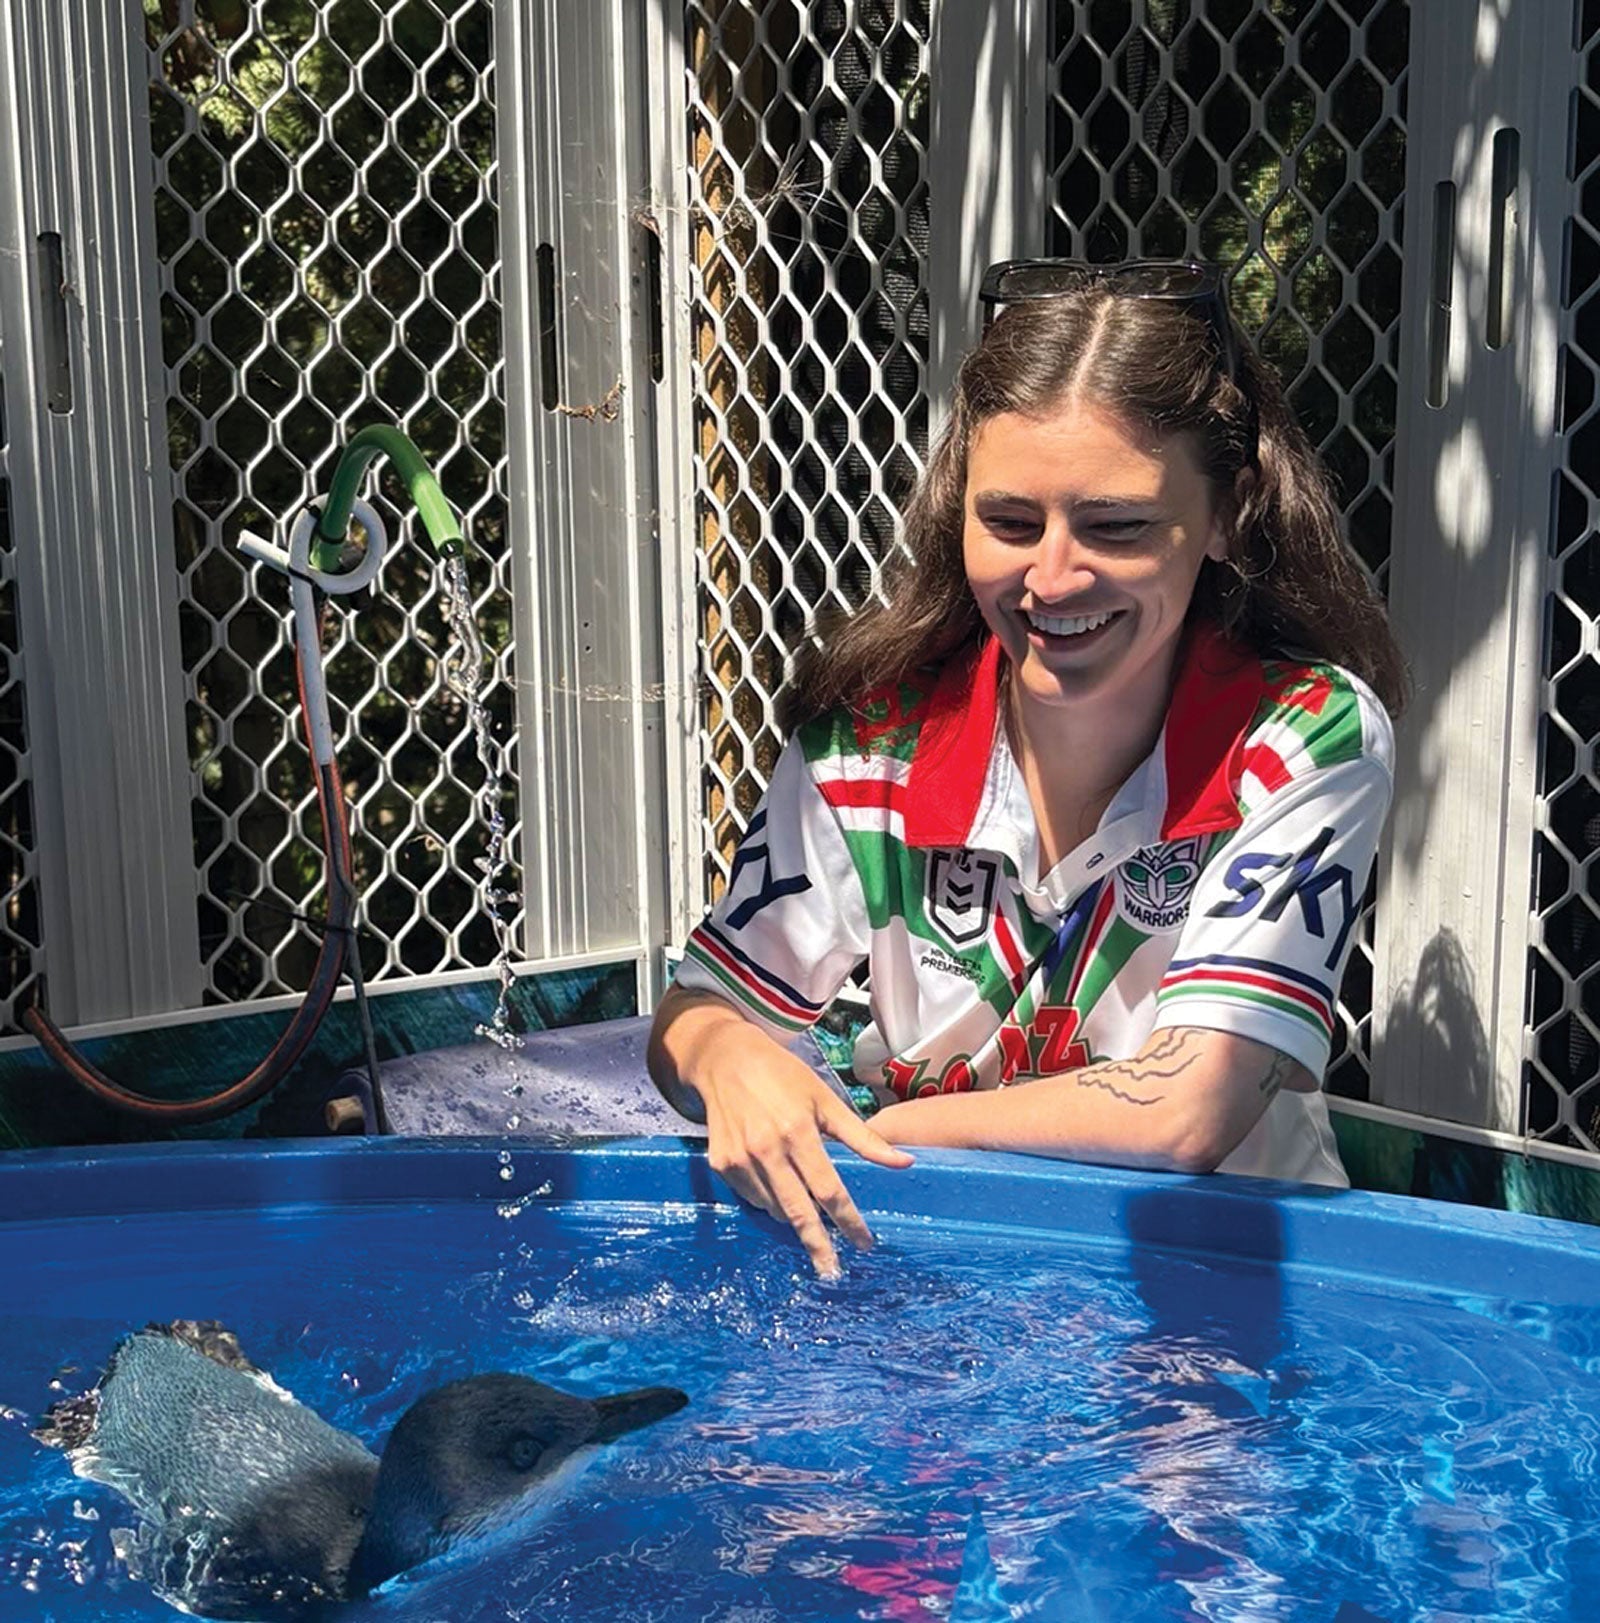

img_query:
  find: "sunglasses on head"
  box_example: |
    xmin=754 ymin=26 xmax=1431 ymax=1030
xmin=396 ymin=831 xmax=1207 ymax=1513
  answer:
xmin=977 ymin=257 xmax=1242 ymax=384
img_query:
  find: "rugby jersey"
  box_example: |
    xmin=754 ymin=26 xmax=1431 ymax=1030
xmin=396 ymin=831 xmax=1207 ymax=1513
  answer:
xmin=676 ymin=622 xmax=1394 ymax=1187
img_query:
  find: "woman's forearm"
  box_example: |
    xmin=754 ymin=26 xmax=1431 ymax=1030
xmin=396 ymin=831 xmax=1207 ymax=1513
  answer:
xmin=870 ymin=1062 xmax=1192 ymax=1169
xmin=870 ymin=1029 xmax=1296 ymax=1173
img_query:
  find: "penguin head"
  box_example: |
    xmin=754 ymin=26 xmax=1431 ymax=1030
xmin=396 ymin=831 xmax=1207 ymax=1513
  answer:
xmin=345 ymin=1373 xmax=686 ymax=1597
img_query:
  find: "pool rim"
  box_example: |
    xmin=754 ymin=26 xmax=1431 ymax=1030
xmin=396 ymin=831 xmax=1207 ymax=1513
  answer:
xmin=4 ymin=1135 xmax=1599 ymax=1308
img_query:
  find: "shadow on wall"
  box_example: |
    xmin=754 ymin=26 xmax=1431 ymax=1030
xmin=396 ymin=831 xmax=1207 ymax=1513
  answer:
xmin=1381 ymin=926 xmax=1493 ymax=1132
xmin=1378 ymin=926 xmax=1508 ymax=1210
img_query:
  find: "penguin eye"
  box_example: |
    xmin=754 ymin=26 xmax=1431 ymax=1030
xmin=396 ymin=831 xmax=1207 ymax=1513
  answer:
xmin=506 ymin=1433 xmax=543 ymax=1472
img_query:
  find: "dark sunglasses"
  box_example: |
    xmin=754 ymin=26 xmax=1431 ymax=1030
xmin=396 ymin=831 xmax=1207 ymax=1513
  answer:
xmin=977 ymin=257 xmax=1243 ymax=384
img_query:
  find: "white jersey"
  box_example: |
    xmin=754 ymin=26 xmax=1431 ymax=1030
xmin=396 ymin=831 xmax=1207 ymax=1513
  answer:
xmin=676 ymin=624 xmax=1394 ymax=1188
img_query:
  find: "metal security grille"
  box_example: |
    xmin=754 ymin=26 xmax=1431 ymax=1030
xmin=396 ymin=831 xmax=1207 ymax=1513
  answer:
xmin=1046 ymin=0 xmax=1408 ymax=1100
xmin=683 ymin=0 xmax=930 ymax=897
xmin=1527 ymin=0 xmax=1600 ymax=1151
xmin=142 ymin=0 xmax=519 ymax=1001
xmin=0 ymin=338 xmax=41 ymax=1028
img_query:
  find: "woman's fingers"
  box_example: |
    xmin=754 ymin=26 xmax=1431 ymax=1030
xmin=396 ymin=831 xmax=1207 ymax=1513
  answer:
xmin=713 ymin=1130 xmax=856 ymax=1276
xmin=817 ymin=1095 xmax=915 ymax=1170
xmin=760 ymin=1158 xmax=842 ymax=1278
xmin=704 ymin=1072 xmax=914 ymax=1277
xmin=756 ymin=1113 xmax=889 ymax=1270
xmin=712 ymin=1155 xmax=777 ymax=1219
xmin=791 ymin=1133 xmax=877 ymax=1254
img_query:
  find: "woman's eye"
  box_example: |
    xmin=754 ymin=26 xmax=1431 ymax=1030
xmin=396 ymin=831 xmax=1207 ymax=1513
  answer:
xmin=984 ymin=515 xmax=1037 ymax=539
xmin=1093 ymin=520 xmax=1150 ymax=539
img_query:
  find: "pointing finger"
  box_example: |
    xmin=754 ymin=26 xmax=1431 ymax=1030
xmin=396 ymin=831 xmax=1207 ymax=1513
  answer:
xmin=764 ymin=1163 xmax=841 ymax=1278
xmin=792 ymin=1140 xmax=876 ymax=1253
xmin=818 ymin=1098 xmax=915 ymax=1169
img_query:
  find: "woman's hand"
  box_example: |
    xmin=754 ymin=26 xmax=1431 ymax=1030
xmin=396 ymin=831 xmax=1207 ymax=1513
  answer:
xmin=648 ymin=988 xmax=912 ymax=1277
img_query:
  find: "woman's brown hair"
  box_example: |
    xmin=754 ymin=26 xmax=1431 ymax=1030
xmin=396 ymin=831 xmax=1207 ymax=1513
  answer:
xmin=778 ymin=288 xmax=1407 ymax=732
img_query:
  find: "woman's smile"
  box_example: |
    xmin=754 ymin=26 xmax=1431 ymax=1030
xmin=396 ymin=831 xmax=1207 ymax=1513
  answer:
xmin=1024 ymin=604 xmax=1120 ymax=637
xmin=1021 ymin=604 xmax=1125 ymax=646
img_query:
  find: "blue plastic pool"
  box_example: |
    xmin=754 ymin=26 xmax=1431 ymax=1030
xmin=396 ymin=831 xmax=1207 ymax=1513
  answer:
xmin=3 ymin=1136 xmax=1600 ymax=1620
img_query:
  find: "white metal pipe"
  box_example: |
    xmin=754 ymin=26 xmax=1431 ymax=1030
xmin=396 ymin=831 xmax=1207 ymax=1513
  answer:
xmin=239 ymin=500 xmax=390 ymax=770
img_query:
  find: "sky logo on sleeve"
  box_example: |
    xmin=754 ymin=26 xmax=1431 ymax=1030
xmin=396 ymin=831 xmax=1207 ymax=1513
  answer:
xmin=1206 ymin=825 xmax=1358 ymax=969
xmin=724 ymin=809 xmax=812 ymax=928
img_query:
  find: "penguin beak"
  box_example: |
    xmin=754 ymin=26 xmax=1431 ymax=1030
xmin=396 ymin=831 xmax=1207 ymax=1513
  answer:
xmin=588 ymin=1385 xmax=688 ymax=1444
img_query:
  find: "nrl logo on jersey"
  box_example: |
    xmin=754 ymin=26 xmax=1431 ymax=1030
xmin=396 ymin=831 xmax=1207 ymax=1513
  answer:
xmin=925 ymin=848 xmax=1001 ymax=948
xmin=1117 ymin=838 xmax=1205 ymax=931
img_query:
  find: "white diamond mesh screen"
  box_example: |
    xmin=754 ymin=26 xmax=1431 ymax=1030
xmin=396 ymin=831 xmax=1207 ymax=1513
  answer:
xmin=0 ymin=332 xmax=42 ymax=1032
xmin=1527 ymin=0 xmax=1600 ymax=1150
xmin=143 ymin=0 xmax=520 ymax=1002
xmin=684 ymin=0 xmax=930 ymax=899
xmin=1047 ymin=0 xmax=1408 ymax=1101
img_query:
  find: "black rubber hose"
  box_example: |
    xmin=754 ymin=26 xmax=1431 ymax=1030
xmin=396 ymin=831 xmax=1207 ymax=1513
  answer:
xmin=22 ymin=619 xmax=355 ymax=1125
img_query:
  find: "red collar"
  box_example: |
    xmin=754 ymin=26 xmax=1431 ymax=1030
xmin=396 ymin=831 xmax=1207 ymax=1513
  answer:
xmin=902 ymin=623 xmax=1265 ymax=848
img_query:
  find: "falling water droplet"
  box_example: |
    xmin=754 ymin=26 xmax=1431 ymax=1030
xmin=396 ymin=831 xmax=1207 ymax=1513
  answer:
xmin=440 ymin=553 xmax=523 ymax=1051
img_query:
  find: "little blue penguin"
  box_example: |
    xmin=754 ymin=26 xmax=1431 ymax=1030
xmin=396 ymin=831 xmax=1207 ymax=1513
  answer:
xmin=36 ymin=1320 xmax=687 ymax=1620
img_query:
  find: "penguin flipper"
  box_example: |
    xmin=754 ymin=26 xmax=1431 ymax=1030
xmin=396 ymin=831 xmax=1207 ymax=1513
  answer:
xmin=122 ymin=1506 xmax=340 ymax=1623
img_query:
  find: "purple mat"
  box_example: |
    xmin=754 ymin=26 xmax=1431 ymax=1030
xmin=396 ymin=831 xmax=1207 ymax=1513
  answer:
xmin=335 ymin=1015 xmax=847 ymax=1139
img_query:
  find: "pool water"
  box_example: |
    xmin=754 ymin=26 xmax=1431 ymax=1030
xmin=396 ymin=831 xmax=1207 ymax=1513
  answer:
xmin=2 ymin=1140 xmax=1599 ymax=1621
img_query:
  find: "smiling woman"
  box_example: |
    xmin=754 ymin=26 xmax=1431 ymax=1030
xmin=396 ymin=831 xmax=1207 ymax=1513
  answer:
xmin=647 ymin=262 xmax=1407 ymax=1278
xmin=961 ymin=398 xmax=1234 ymax=851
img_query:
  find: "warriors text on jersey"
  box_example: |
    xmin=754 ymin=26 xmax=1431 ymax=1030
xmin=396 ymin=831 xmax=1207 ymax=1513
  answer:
xmin=676 ymin=623 xmax=1394 ymax=1187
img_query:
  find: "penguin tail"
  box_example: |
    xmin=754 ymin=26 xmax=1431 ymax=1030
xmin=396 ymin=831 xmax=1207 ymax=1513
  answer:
xmin=145 ymin=1320 xmax=263 ymax=1375
xmin=33 ymin=1387 xmax=99 ymax=1451
xmin=589 ymin=1385 xmax=689 ymax=1444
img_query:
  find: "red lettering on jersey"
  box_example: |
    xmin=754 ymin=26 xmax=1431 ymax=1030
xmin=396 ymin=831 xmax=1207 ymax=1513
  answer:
xmin=883 ymin=1054 xmax=928 ymax=1100
xmin=1032 ymin=1006 xmax=1090 ymax=1075
xmin=939 ymin=1056 xmax=976 ymax=1093
xmin=996 ymin=1022 xmax=1031 ymax=1084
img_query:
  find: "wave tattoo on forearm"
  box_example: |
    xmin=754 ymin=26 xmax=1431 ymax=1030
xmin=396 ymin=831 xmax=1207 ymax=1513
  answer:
xmin=1068 ymin=1033 xmax=1298 ymax=1110
xmin=1075 ymin=1030 xmax=1203 ymax=1106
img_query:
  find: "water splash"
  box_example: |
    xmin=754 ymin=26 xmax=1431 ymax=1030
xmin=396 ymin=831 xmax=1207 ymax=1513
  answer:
xmin=949 ymin=1499 xmax=1008 ymax=1622
xmin=440 ymin=553 xmax=522 ymax=1050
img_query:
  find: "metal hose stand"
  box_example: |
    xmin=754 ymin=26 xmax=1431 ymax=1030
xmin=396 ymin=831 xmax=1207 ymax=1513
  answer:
xmin=339 ymin=885 xmax=391 ymax=1135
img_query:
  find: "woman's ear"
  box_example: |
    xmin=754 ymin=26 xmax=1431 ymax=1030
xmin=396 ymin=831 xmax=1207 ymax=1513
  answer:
xmin=1208 ymin=466 xmax=1257 ymax=562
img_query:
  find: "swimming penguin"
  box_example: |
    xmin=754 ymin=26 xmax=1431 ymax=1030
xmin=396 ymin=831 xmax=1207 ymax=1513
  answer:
xmin=35 ymin=1320 xmax=687 ymax=1619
